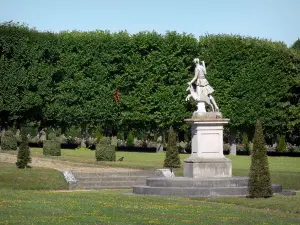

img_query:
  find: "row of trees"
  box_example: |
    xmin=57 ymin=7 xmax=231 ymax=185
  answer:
xmin=0 ymin=22 xmax=299 ymax=144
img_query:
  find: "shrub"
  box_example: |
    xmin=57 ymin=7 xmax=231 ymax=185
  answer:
xmin=43 ymin=136 xmax=61 ymax=156
xmin=248 ymin=120 xmax=272 ymax=198
xmin=94 ymin=127 xmax=103 ymax=143
xmin=75 ymin=147 xmax=90 ymax=151
xmin=95 ymin=137 xmax=116 ymax=161
xmin=126 ymin=130 xmax=134 ymax=147
xmin=1 ymin=130 xmax=18 ymax=151
xmin=163 ymin=127 xmax=181 ymax=169
xmin=16 ymin=127 xmax=31 ymax=169
xmin=223 ymin=143 xmax=230 ymax=151
xmin=242 ymin=133 xmax=249 ymax=151
xmin=277 ymin=136 xmax=286 ymax=152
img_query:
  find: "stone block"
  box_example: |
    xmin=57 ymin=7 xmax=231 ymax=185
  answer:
xmin=184 ymin=157 xmax=232 ymax=178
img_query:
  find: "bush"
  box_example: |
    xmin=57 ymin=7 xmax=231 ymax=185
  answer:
xmin=248 ymin=120 xmax=272 ymax=198
xmin=277 ymin=136 xmax=286 ymax=152
xmin=75 ymin=147 xmax=90 ymax=151
xmin=1 ymin=130 xmax=18 ymax=151
xmin=223 ymin=143 xmax=230 ymax=151
xmin=287 ymin=144 xmax=300 ymax=153
xmin=95 ymin=137 xmax=116 ymax=161
xmin=163 ymin=127 xmax=181 ymax=169
xmin=94 ymin=126 xmax=103 ymax=143
xmin=126 ymin=130 xmax=134 ymax=147
xmin=43 ymin=140 xmax=61 ymax=156
xmin=16 ymin=127 xmax=31 ymax=169
xmin=242 ymin=133 xmax=249 ymax=152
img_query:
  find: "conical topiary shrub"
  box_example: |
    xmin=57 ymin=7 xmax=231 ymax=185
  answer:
xmin=126 ymin=130 xmax=134 ymax=147
xmin=16 ymin=127 xmax=31 ymax=169
xmin=163 ymin=126 xmax=181 ymax=169
xmin=248 ymin=120 xmax=272 ymax=198
xmin=277 ymin=135 xmax=286 ymax=152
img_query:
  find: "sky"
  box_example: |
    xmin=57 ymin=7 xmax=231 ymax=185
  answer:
xmin=0 ymin=0 xmax=299 ymax=47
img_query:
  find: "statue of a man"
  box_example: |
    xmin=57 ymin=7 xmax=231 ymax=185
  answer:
xmin=187 ymin=58 xmax=219 ymax=111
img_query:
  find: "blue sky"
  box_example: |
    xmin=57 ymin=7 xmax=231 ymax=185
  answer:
xmin=1 ymin=0 xmax=299 ymax=46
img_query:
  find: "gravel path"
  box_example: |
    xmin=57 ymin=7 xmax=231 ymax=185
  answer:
xmin=0 ymin=152 xmax=140 ymax=173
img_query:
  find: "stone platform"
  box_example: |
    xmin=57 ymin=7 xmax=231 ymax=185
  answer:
xmin=133 ymin=177 xmax=282 ymax=197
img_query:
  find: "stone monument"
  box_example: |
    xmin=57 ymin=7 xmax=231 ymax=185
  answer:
xmin=184 ymin=58 xmax=231 ymax=178
xmin=133 ymin=58 xmax=283 ymax=197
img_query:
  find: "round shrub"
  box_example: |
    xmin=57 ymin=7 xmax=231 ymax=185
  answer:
xmin=43 ymin=140 xmax=61 ymax=156
xmin=1 ymin=130 xmax=18 ymax=151
xmin=95 ymin=137 xmax=116 ymax=161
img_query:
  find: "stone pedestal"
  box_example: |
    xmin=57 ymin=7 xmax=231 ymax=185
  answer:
xmin=184 ymin=117 xmax=231 ymax=178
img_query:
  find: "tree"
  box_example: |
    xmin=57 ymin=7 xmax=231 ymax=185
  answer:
xmin=291 ymin=39 xmax=300 ymax=51
xmin=16 ymin=127 xmax=31 ymax=169
xmin=248 ymin=120 xmax=272 ymax=198
xmin=164 ymin=126 xmax=181 ymax=169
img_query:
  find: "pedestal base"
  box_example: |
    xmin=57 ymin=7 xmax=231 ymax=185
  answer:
xmin=184 ymin=157 xmax=232 ymax=178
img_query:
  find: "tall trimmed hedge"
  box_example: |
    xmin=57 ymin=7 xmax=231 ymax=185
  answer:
xmin=0 ymin=22 xmax=299 ymax=142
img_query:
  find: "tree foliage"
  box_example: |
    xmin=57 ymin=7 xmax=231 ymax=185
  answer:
xmin=291 ymin=39 xmax=300 ymax=51
xmin=0 ymin=22 xmax=299 ymax=143
xmin=248 ymin=120 xmax=272 ymax=198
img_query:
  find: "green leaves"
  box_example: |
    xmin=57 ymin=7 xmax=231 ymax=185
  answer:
xmin=0 ymin=23 xmax=299 ymax=141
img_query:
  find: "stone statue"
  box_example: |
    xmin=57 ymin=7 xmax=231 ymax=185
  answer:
xmin=186 ymin=58 xmax=219 ymax=112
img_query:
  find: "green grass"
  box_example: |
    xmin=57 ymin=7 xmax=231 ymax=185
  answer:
xmin=0 ymin=189 xmax=300 ymax=225
xmin=3 ymin=148 xmax=300 ymax=189
xmin=0 ymin=162 xmax=68 ymax=190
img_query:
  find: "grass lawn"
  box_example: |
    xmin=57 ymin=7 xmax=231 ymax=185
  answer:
xmin=0 ymin=162 xmax=68 ymax=190
xmin=1 ymin=150 xmax=300 ymax=224
xmin=2 ymin=148 xmax=300 ymax=189
xmin=0 ymin=189 xmax=300 ymax=225
xmin=25 ymin=148 xmax=300 ymax=190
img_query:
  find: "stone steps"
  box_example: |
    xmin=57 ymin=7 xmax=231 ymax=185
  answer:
xmin=77 ymin=176 xmax=149 ymax=182
xmin=146 ymin=176 xmax=249 ymax=188
xmin=71 ymin=170 xmax=159 ymax=190
xmin=133 ymin=177 xmax=283 ymax=197
xmin=133 ymin=186 xmax=250 ymax=197
xmin=77 ymin=181 xmax=147 ymax=190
